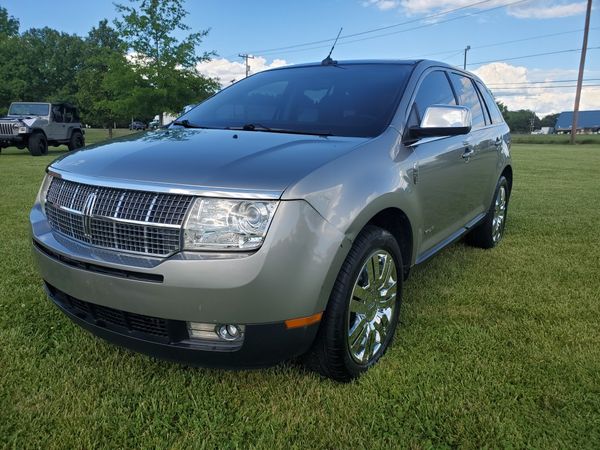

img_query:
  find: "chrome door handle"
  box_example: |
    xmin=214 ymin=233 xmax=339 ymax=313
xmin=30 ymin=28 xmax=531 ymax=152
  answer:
xmin=462 ymin=147 xmax=475 ymax=159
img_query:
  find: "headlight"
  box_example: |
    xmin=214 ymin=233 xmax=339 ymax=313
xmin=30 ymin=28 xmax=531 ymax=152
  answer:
xmin=183 ymin=198 xmax=278 ymax=251
xmin=36 ymin=174 xmax=53 ymax=214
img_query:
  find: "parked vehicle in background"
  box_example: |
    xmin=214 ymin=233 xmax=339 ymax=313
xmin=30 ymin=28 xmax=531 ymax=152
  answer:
xmin=0 ymin=102 xmax=85 ymax=156
xmin=31 ymin=60 xmax=512 ymax=381
xmin=129 ymin=120 xmax=146 ymax=130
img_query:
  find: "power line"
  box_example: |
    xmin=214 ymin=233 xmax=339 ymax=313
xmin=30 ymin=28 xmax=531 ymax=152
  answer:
xmin=491 ymin=83 xmax=600 ymax=90
xmin=234 ymin=0 xmax=531 ymax=58
xmin=488 ymin=78 xmax=600 ymax=86
xmin=468 ymin=46 xmax=600 ymax=66
xmin=415 ymin=27 xmax=598 ymax=59
xmin=242 ymin=0 xmax=501 ymax=55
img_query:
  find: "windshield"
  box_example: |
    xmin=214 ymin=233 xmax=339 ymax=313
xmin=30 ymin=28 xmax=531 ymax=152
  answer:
xmin=178 ymin=64 xmax=413 ymax=138
xmin=8 ymin=103 xmax=50 ymax=116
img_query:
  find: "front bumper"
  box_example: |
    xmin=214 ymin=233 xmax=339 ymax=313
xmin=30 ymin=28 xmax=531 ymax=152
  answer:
xmin=31 ymin=200 xmax=349 ymax=366
xmin=46 ymin=282 xmax=318 ymax=368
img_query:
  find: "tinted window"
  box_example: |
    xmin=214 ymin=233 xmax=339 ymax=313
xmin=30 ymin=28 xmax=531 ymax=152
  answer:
xmin=476 ymin=80 xmax=504 ymax=124
xmin=449 ymin=73 xmax=486 ymax=129
xmin=179 ymin=64 xmax=413 ymax=138
xmin=415 ymin=71 xmax=457 ymax=116
xmin=408 ymin=71 xmax=456 ymax=128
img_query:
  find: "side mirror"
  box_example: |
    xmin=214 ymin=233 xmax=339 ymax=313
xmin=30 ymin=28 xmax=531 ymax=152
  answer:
xmin=410 ymin=105 xmax=472 ymax=138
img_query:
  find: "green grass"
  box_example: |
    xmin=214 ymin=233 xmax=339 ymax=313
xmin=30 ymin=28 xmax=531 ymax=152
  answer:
xmin=1 ymin=139 xmax=599 ymax=448
xmin=0 ymin=128 xmax=136 ymax=156
xmin=511 ymin=133 xmax=600 ymax=145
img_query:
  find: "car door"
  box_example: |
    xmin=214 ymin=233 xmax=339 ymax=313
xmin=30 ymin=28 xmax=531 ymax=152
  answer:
xmin=46 ymin=105 xmax=66 ymax=141
xmin=405 ymin=69 xmax=477 ymax=258
xmin=448 ymin=72 xmax=499 ymax=218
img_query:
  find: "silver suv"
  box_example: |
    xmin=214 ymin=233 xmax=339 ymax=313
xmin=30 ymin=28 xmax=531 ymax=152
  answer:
xmin=0 ymin=102 xmax=85 ymax=156
xmin=30 ymin=60 xmax=511 ymax=381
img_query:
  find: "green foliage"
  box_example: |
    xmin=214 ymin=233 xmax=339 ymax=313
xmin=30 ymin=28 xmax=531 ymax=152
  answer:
xmin=0 ymin=7 xmax=19 ymax=37
xmin=540 ymin=113 xmax=559 ymax=128
xmin=114 ymin=0 xmax=218 ymax=121
xmin=503 ymin=109 xmax=540 ymax=133
xmin=0 ymin=2 xmax=218 ymax=124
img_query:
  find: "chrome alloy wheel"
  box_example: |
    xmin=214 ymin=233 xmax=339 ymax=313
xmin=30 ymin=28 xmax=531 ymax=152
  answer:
xmin=347 ymin=250 xmax=398 ymax=364
xmin=492 ymin=185 xmax=507 ymax=244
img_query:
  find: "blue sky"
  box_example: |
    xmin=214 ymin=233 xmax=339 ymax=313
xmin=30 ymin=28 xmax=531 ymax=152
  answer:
xmin=3 ymin=0 xmax=598 ymax=115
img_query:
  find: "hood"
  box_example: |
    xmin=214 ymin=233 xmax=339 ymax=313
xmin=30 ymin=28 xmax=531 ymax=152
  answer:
xmin=50 ymin=128 xmax=369 ymax=195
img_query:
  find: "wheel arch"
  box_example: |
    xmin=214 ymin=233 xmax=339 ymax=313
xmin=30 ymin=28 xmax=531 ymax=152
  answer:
xmin=361 ymin=207 xmax=414 ymax=279
xmin=501 ymin=164 xmax=513 ymax=194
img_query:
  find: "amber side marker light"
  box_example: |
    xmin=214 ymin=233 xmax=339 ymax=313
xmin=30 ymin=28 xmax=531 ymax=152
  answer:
xmin=285 ymin=312 xmax=323 ymax=329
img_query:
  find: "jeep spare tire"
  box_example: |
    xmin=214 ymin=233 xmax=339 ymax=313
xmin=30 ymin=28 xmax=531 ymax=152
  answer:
xmin=28 ymin=132 xmax=48 ymax=156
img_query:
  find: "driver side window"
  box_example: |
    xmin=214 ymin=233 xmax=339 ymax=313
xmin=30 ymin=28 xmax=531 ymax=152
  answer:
xmin=408 ymin=70 xmax=457 ymax=130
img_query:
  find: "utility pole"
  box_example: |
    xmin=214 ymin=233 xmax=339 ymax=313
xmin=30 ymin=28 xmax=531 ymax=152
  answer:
xmin=570 ymin=0 xmax=592 ymax=144
xmin=238 ymin=53 xmax=254 ymax=78
xmin=463 ymin=45 xmax=471 ymax=70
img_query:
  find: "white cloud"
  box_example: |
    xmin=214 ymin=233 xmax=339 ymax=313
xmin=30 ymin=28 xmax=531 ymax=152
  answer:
xmin=473 ymin=62 xmax=600 ymax=117
xmin=363 ymin=0 xmax=588 ymax=19
xmin=506 ymin=1 xmax=587 ymax=18
xmin=197 ymin=56 xmax=288 ymax=86
xmin=363 ymin=0 xmax=401 ymax=10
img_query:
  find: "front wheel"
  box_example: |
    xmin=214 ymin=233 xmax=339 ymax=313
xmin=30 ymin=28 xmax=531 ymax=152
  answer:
xmin=466 ymin=175 xmax=510 ymax=248
xmin=68 ymin=131 xmax=85 ymax=151
xmin=304 ymin=225 xmax=403 ymax=382
xmin=27 ymin=132 xmax=48 ymax=156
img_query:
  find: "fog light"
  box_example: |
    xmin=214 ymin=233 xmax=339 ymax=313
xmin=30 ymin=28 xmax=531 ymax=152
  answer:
xmin=217 ymin=324 xmax=243 ymax=341
xmin=187 ymin=322 xmax=245 ymax=342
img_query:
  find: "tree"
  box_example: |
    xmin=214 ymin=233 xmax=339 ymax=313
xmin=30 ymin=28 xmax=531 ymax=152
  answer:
xmin=114 ymin=0 xmax=218 ymax=124
xmin=0 ymin=7 xmax=20 ymax=114
xmin=540 ymin=113 xmax=559 ymax=128
xmin=504 ymin=109 xmax=540 ymax=134
xmin=76 ymin=20 xmax=142 ymax=136
xmin=0 ymin=7 xmax=19 ymax=37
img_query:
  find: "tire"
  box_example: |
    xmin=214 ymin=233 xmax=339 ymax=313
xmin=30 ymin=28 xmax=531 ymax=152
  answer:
xmin=68 ymin=130 xmax=85 ymax=151
xmin=303 ymin=225 xmax=403 ymax=382
xmin=466 ymin=175 xmax=510 ymax=249
xmin=27 ymin=132 xmax=48 ymax=156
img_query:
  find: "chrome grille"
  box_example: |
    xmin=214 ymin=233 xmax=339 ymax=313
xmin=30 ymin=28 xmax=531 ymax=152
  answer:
xmin=0 ymin=122 xmax=16 ymax=135
xmin=45 ymin=177 xmax=193 ymax=256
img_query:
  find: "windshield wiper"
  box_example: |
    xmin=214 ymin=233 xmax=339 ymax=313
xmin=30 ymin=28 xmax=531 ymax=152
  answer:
xmin=233 ymin=123 xmax=333 ymax=137
xmin=171 ymin=120 xmax=218 ymax=129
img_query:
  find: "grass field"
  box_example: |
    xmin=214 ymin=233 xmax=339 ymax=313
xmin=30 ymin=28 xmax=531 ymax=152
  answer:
xmin=511 ymin=133 xmax=600 ymax=145
xmin=1 ymin=136 xmax=599 ymax=448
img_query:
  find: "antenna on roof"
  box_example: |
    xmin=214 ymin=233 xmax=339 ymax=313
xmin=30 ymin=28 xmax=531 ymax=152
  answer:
xmin=321 ymin=28 xmax=343 ymax=65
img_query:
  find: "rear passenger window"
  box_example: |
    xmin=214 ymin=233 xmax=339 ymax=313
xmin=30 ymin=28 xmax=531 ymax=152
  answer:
xmin=408 ymin=70 xmax=456 ymax=128
xmin=449 ymin=73 xmax=486 ymax=129
xmin=476 ymin=80 xmax=505 ymax=124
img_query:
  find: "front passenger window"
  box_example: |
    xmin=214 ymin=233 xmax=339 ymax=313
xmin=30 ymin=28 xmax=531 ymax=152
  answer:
xmin=409 ymin=70 xmax=457 ymax=129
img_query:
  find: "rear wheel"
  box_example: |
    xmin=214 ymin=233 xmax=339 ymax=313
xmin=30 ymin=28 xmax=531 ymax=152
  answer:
xmin=466 ymin=175 xmax=510 ymax=248
xmin=68 ymin=130 xmax=85 ymax=151
xmin=27 ymin=132 xmax=48 ymax=156
xmin=304 ymin=225 xmax=403 ymax=382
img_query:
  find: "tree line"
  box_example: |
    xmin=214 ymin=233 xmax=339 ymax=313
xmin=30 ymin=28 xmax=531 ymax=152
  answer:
xmin=0 ymin=0 xmax=219 ymax=131
xmin=1 ymin=1 xmax=560 ymax=135
xmin=496 ymin=102 xmax=559 ymax=134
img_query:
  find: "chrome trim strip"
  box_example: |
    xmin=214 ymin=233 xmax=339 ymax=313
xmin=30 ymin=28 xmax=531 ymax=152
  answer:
xmin=48 ymin=168 xmax=283 ymax=200
xmin=46 ymin=227 xmax=181 ymax=258
xmin=47 ymin=202 xmax=182 ymax=229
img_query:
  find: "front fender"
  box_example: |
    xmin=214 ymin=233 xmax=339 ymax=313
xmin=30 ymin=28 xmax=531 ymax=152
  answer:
xmin=283 ymin=127 xmax=422 ymax=266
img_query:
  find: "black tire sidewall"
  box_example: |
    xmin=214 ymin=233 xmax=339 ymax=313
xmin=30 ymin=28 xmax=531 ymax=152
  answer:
xmin=28 ymin=133 xmax=47 ymax=156
xmin=324 ymin=226 xmax=403 ymax=379
xmin=69 ymin=131 xmax=84 ymax=151
xmin=485 ymin=176 xmax=510 ymax=247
